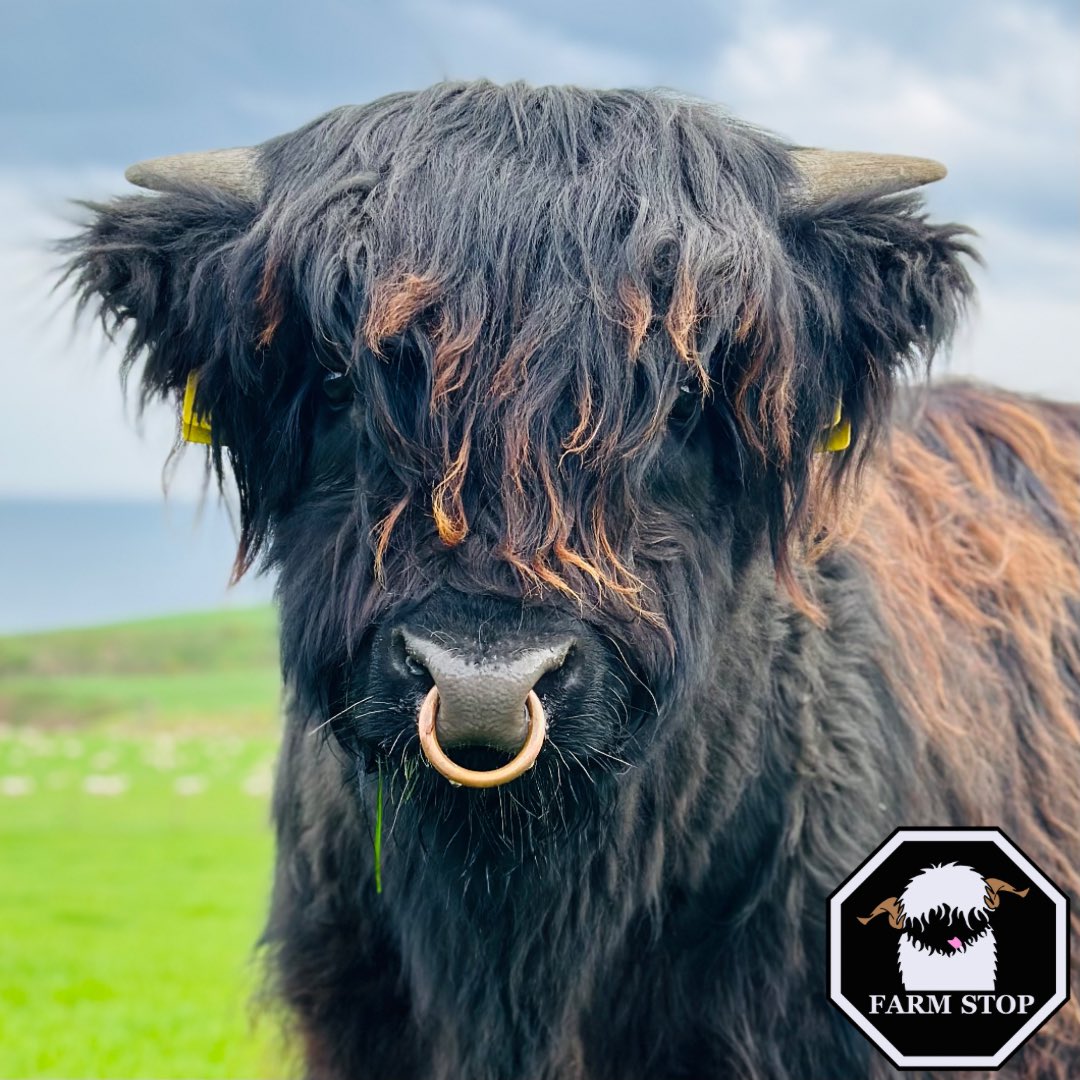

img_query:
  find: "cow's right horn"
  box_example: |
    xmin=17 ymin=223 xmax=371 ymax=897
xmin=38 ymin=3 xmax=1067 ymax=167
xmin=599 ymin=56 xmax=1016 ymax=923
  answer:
xmin=857 ymin=896 xmax=906 ymax=930
xmin=125 ymin=147 xmax=264 ymax=201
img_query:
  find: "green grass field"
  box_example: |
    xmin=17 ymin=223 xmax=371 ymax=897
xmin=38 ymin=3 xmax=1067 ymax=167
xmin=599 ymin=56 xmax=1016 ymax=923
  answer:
xmin=0 ymin=608 xmax=290 ymax=1079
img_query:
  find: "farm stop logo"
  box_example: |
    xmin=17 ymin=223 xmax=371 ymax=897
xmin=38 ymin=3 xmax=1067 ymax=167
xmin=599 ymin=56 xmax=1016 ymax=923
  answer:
xmin=828 ymin=828 xmax=1069 ymax=1070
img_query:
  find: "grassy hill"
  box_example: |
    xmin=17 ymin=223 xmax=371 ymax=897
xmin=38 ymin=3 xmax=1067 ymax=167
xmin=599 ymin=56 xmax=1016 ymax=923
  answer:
xmin=0 ymin=608 xmax=288 ymax=1078
xmin=0 ymin=606 xmax=281 ymax=733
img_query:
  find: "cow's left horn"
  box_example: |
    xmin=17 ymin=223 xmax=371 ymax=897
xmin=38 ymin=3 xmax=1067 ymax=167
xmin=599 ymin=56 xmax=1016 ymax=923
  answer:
xmin=984 ymin=878 xmax=1030 ymax=910
xmin=125 ymin=147 xmax=263 ymax=201
xmin=790 ymin=149 xmax=947 ymax=207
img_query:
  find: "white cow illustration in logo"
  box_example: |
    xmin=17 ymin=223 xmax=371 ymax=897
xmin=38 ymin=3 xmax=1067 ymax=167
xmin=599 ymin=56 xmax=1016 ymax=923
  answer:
xmin=859 ymin=863 xmax=1028 ymax=991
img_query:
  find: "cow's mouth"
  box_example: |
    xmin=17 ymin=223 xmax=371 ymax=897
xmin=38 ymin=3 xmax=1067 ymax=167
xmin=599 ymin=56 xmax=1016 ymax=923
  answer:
xmin=440 ymin=745 xmax=519 ymax=772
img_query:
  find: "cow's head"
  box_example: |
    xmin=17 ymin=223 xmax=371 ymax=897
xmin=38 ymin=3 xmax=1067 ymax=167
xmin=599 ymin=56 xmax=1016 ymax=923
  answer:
xmin=66 ymin=83 xmax=973 ymax=851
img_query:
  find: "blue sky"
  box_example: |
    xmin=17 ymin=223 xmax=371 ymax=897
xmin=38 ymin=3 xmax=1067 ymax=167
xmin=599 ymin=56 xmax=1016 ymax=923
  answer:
xmin=2 ymin=0 xmax=1077 ymax=499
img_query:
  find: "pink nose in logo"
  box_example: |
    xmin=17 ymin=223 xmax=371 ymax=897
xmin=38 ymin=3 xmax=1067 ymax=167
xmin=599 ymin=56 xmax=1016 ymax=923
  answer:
xmin=947 ymin=937 xmax=963 ymax=951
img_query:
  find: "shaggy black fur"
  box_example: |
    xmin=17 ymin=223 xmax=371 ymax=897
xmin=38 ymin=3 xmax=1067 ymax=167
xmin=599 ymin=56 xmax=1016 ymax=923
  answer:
xmin=64 ymin=82 xmax=1080 ymax=1079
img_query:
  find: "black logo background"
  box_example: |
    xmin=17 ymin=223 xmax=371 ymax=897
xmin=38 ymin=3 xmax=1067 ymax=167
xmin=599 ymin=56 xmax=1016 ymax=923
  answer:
xmin=837 ymin=838 xmax=1058 ymax=1059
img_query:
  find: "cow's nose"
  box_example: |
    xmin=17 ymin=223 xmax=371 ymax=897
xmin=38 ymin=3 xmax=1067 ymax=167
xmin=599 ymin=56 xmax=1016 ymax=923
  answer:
xmin=398 ymin=629 xmax=573 ymax=751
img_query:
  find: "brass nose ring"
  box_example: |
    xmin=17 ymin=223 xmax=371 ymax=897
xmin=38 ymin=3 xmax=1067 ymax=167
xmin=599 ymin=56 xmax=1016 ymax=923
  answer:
xmin=417 ymin=686 xmax=546 ymax=788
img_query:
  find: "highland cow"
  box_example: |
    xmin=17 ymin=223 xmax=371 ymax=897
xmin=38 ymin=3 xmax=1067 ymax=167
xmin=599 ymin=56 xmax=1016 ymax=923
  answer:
xmin=66 ymin=81 xmax=1080 ymax=1079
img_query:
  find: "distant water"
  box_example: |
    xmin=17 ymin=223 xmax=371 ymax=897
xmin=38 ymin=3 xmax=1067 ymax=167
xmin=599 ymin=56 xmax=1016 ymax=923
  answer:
xmin=0 ymin=500 xmax=276 ymax=634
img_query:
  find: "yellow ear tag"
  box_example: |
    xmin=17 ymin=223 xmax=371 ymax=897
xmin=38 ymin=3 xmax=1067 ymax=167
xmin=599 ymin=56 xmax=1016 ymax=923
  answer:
xmin=181 ymin=372 xmax=213 ymax=445
xmin=819 ymin=399 xmax=852 ymax=453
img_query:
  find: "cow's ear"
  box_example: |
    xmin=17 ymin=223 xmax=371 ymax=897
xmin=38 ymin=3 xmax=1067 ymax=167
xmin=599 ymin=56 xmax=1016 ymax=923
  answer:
xmin=782 ymin=193 xmax=977 ymax=464
xmin=731 ymin=193 xmax=976 ymax=614
xmin=64 ymin=188 xmax=291 ymax=575
xmin=63 ymin=188 xmax=261 ymax=421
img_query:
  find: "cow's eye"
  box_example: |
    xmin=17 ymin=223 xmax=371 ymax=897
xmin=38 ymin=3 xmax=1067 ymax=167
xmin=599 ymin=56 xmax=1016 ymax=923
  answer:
xmin=668 ymin=381 xmax=701 ymax=428
xmin=322 ymin=369 xmax=354 ymax=409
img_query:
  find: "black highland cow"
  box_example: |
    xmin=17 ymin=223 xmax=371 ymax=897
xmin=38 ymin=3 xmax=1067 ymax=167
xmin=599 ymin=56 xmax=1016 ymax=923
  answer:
xmin=66 ymin=82 xmax=1080 ymax=1079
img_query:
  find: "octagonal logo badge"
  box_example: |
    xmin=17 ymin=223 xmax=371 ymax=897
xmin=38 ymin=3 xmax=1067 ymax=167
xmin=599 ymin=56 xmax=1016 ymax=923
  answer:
xmin=828 ymin=828 xmax=1069 ymax=1070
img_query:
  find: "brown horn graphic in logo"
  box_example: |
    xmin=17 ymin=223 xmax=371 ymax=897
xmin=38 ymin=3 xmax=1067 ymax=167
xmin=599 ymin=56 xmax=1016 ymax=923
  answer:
xmin=984 ymin=878 xmax=1030 ymax=910
xmin=857 ymin=897 xmax=906 ymax=930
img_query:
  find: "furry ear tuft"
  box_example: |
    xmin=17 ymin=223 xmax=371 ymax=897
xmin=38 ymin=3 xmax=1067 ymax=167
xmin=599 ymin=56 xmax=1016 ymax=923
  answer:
xmin=61 ymin=190 xmax=307 ymax=575
xmin=751 ymin=194 xmax=978 ymax=606
xmin=62 ymin=190 xmax=259 ymax=405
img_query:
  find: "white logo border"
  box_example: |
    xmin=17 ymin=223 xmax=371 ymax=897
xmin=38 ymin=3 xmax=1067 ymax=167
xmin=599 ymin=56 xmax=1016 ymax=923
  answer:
xmin=828 ymin=827 xmax=1069 ymax=1070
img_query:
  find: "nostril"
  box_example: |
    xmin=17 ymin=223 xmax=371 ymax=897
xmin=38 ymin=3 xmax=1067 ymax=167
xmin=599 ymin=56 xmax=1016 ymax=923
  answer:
xmin=532 ymin=668 xmax=561 ymax=701
xmin=395 ymin=629 xmax=577 ymax=749
xmin=389 ymin=629 xmax=433 ymax=683
xmin=534 ymin=641 xmax=577 ymax=698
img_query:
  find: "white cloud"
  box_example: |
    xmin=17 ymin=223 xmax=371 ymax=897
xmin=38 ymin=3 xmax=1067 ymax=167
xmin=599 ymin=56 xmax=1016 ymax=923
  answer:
xmin=711 ymin=0 xmax=1080 ymax=220
xmin=947 ymin=220 xmax=1080 ymax=398
xmin=407 ymin=1 xmax=654 ymax=87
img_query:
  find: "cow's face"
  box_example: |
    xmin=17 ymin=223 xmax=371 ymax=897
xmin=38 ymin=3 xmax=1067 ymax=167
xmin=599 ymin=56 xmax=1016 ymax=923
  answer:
xmin=252 ymin=169 xmax=754 ymax=816
xmin=67 ymin=83 xmax=972 ymax=838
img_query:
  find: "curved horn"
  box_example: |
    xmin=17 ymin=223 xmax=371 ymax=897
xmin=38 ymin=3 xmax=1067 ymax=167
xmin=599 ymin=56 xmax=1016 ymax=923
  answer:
xmin=857 ymin=896 xmax=906 ymax=930
xmin=125 ymin=147 xmax=263 ymax=201
xmin=984 ymin=878 xmax=1030 ymax=910
xmin=791 ymin=149 xmax=947 ymax=207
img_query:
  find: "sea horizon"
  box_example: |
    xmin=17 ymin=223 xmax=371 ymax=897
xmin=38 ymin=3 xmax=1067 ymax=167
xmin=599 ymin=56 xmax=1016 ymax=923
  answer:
xmin=0 ymin=498 xmax=276 ymax=635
